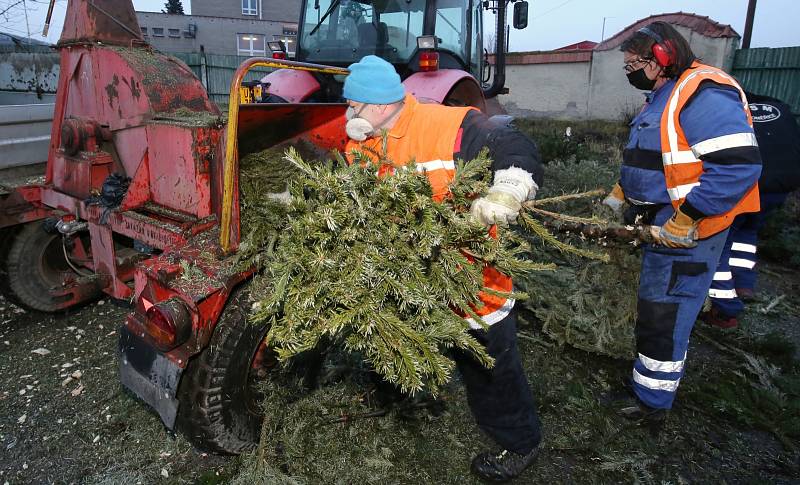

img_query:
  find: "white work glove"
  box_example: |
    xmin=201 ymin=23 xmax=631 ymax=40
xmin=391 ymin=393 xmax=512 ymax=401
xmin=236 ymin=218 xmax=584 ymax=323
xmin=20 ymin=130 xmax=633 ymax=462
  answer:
xmin=470 ymin=167 xmax=538 ymax=227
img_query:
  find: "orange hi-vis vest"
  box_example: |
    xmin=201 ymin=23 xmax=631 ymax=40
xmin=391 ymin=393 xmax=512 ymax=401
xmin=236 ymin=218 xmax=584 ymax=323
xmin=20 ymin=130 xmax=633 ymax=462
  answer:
xmin=345 ymin=94 xmax=514 ymax=329
xmin=659 ymin=61 xmax=760 ymax=238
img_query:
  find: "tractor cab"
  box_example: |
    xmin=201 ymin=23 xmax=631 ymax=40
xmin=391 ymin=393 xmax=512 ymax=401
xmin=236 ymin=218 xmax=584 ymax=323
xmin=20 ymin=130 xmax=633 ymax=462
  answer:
xmin=297 ymin=0 xmax=484 ymax=80
xmin=262 ymin=0 xmax=528 ymax=106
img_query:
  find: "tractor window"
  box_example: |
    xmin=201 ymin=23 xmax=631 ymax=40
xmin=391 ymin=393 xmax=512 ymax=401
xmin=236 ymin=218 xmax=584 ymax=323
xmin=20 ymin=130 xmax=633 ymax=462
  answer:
xmin=470 ymin=2 xmax=482 ymax=77
xmin=299 ymin=0 xmax=425 ymax=64
xmin=435 ymin=3 xmax=467 ymax=63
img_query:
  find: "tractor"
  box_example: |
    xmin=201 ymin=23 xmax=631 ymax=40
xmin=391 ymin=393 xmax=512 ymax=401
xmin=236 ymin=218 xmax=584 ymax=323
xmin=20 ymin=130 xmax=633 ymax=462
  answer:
xmin=0 ymin=0 xmax=527 ymax=453
xmin=261 ymin=0 xmax=528 ymax=110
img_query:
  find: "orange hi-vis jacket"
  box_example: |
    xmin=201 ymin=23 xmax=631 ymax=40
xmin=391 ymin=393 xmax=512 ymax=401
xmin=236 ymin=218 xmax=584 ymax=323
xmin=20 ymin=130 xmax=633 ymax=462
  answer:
xmin=345 ymin=93 xmax=515 ymax=329
xmin=659 ymin=61 xmax=760 ymax=238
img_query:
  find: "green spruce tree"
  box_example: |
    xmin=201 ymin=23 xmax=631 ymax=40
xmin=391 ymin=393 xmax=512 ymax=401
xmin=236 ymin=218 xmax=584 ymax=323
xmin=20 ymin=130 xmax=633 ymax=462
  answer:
xmin=239 ymin=145 xmax=554 ymax=395
xmin=162 ymin=0 xmax=185 ymax=15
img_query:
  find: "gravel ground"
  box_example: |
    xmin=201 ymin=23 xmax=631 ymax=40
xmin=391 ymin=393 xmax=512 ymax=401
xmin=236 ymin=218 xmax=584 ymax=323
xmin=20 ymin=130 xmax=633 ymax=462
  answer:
xmin=0 ymin=297 xmax=233 ymax=484
xmin=0 ymin=260 xmax=798 ymax=484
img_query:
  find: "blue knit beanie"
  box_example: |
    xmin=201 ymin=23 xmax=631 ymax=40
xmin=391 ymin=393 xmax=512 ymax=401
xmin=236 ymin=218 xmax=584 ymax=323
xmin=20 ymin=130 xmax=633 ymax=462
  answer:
xmin=343 ymin=55 xmax=405 ymax=104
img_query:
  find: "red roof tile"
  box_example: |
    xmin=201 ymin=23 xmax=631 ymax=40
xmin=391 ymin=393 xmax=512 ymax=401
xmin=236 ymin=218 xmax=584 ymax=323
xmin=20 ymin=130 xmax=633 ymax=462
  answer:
xmin=595 ymin=12 xmax=739 ymax=51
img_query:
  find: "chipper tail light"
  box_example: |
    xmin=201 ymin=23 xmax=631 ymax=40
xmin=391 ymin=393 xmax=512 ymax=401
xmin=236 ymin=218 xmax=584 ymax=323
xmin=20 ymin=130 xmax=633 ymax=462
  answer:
xmin=145 ymin=298 xmax=192 ymax=351
xmin=417 ymin=35 xmax=439 ymax=72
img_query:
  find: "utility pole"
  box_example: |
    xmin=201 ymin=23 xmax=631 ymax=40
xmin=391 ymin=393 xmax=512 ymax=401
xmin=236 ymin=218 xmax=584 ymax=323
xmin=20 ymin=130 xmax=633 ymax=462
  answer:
xmin=742 ymin=0 xmax=757 ymax=48
xmin=22 ymin=0 xmax=31 ymax=40
xmin=601 ymin=17 xmax=615 ymax=42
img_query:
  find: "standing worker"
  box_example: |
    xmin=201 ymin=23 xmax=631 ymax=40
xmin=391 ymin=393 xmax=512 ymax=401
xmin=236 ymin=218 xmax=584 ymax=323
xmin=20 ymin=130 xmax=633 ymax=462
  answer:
xmin=704 ymin=92 xmax=800 ymax=328
xmin=342 ymin=55 xmax=544 ymax=483
xmin=602 ymin=22 xmax=761 ymax=420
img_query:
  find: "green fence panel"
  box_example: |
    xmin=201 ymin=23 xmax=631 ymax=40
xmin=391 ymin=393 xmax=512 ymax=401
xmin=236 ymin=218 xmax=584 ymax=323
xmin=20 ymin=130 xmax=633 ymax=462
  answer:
xmin=732 ymin=46 xmax=800 ymax=119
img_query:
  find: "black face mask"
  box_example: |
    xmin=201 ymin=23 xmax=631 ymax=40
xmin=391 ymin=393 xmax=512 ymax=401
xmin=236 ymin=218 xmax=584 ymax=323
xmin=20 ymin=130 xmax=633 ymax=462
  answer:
xmin=627 ymin=67 xmax=656 ymax=91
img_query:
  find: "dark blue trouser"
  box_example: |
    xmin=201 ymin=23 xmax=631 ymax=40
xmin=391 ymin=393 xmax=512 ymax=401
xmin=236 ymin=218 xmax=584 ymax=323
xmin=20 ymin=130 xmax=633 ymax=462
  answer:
xmin=632 ymin=206 xmax=729 ymax=409
xmin=710 ymin=192 xmax=789 ymax=317
xmin=454 ymin=309 xmax=542 ymax=455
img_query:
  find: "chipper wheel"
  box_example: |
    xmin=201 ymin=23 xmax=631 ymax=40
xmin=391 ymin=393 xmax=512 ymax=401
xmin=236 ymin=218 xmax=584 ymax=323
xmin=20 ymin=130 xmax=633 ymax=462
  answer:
xmin=2 ymin=221 xmax=96 ymax=312
xmin=176 ymin=286 xmax=271 ymax=454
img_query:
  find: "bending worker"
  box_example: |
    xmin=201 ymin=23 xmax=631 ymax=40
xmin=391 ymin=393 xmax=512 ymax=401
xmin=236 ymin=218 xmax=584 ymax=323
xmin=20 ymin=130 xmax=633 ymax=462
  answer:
xmin=704 ymin=92 xmax=800 ymax=328
xmin=602 ymin=22 xmax=761 ymax=421
xmin=342 ymin=55 xmax=544 ymax=483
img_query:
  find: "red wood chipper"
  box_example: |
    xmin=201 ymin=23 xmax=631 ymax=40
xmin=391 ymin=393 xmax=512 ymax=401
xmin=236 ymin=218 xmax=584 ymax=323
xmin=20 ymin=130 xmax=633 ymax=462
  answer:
xmin=0 ymin=0 xmax=524 ymax=453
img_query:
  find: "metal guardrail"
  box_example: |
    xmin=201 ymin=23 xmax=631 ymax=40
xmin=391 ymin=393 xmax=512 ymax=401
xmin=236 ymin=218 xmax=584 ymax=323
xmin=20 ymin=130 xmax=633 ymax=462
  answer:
xmin=0 ymin=103 xmax=54 ymax=170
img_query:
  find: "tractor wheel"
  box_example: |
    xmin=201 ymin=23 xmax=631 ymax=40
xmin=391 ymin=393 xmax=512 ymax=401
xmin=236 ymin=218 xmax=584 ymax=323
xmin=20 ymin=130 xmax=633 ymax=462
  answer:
xmin=176 ymin=285 xmax=271 ymax=454
xmin=3 ymin=221 xmax=93 ymax=312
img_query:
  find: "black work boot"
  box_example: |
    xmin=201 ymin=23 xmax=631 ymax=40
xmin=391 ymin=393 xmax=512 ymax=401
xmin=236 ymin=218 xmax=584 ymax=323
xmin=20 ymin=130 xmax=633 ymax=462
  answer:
xmin=618 ymin=399 xmax=667 ymax=423
xmin=600 ymin=379 xmax=667 ymax=428
xmin=470 ymin=445 xmax=540 ymax=483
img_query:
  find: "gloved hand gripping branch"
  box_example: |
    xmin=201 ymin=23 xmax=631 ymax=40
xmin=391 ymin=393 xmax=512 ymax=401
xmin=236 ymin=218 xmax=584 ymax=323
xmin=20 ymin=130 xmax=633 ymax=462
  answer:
xmin=602 ymin=183 xmax=626 ymax=215
xmin=470 ymin=167 xmax=538 ymax=227
xmin=651 ymin=205 xmax=700 ymax=248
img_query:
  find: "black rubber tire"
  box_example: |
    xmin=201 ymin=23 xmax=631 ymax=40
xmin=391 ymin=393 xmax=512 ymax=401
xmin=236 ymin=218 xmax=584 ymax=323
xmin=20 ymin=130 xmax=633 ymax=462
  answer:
xmin=4 ymin=221 xmax=90 ymax=312
xmin=176 ymin=286 xmax=269 ymax=454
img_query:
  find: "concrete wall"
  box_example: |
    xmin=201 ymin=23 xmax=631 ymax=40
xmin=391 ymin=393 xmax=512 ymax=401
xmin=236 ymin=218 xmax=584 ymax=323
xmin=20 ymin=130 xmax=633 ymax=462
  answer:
xmin=136 ymin=12 xmax=296 ymax=56
xmin=502 ymin=62 xmax=591 ymax=119
xmin=192 ymin=0 xmax=300 ymax=23
xmin=0 ymin=52 xmax=59 ymax=100
xmin=499 ymin=24 xmax=741 ymax=121
xmin=0 ymin=103 xmax=53 ymax=170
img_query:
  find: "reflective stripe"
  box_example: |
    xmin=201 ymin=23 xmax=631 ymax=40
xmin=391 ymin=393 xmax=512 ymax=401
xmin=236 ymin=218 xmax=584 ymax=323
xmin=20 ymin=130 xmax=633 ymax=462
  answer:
xmin=709 ymin=288 xmax=737 ymax=299
xmin=731 ymin=242 xmax=757 ymax=253
xmin=638 ymin=352 xmax=686 ymax=373
xmin=632 ymin=368 xmax=680 ymax=392
xmin=662 ymin=150 xmax=698 ymax=165
xmin=691 ymin=132 xmax=758 ymax=157
xmin=713 ymin=271 xmax=732 ymax=281
xmin=465 ymin=298 xmax=515 ymax=330
xmin=666 ymin=182 xmax=700 ymax=201
xmin=665 ymin=68 xmax=747 ymax=164
xmin=729 ymin=257 xmax=756 ymax=269
xmin=415 ymin=159 xmax=455 ymax=172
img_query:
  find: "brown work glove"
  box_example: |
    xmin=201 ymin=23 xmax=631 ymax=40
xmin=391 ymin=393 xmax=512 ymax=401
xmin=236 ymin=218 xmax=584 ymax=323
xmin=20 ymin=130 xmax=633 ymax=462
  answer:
xmin=650 ymin=206 xmax=699 ymax=248
xmin=598 ymin=183 xmax=626 ymax=222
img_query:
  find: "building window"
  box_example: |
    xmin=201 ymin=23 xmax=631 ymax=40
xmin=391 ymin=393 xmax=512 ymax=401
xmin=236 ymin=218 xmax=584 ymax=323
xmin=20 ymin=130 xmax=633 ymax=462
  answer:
xmin=141 ymin=27 xmax=148 ymax=37
xmin=238 ymin=33 xmax=265 ymax=56
xmin=168 ymin=28 xmax=181 ymax=38
xmin=242 ymin=0 xmax=258 ymax=16
xmin=152 ymin=27 xmax=164 ymax=37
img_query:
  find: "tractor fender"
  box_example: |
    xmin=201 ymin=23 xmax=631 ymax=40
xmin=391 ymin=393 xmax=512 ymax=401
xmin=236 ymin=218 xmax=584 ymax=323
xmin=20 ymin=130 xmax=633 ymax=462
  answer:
xmin=261 ymin=69 xmax=321 ymax=103
xmin=403 ymin=70 xmax=486 ymax=112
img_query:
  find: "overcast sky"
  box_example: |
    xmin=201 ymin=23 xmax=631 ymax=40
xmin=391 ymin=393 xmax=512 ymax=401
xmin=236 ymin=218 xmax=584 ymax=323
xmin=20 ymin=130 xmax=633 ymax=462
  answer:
xmin=2 ymin=0 xmax=798 ymax=51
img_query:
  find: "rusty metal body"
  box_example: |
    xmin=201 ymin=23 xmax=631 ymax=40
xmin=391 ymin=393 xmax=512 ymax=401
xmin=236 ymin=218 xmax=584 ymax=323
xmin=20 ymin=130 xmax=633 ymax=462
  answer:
xmin=0 ymin=0 xmax=349 ymax=428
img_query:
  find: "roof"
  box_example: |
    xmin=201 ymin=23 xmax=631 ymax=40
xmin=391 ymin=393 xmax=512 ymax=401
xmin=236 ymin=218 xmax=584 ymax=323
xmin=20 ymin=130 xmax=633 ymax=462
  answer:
xmin=595 ymin=12 xmax=739 ymax=51
xmin=554 ymin=40 xmax=598 ymax=52
xmin=0 ymin=31 xmax=53 ymax=50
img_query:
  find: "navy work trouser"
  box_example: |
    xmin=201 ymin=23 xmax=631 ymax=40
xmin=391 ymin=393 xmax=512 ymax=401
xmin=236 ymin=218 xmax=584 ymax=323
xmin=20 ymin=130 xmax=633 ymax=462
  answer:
xmin=632 ymin=206 xmax=729 ymax=409
xmin=709 ymin=192 xmax=789 ymax=317
xmin=454 ymin=309 xmax=542 ymax=455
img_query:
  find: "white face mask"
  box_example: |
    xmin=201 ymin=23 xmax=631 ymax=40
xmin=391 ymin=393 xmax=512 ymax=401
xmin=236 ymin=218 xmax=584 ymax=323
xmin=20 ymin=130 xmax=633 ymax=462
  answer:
xmin=345 ymin=105 xmax=374 ymax=141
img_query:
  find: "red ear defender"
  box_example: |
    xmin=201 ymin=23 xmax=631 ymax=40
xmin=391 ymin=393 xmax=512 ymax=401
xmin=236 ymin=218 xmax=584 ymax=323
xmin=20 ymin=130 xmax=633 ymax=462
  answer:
xmin=651 ymin=40 xmax=675 ymax=67
xmin=638 ymin=26 xmax=675 ymax=68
